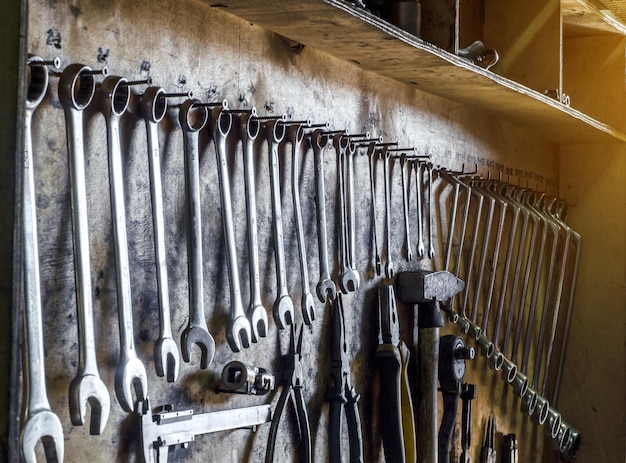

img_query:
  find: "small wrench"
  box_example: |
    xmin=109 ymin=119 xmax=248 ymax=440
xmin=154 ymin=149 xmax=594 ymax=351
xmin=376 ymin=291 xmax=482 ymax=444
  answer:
xmin=140 ymin=86 xmax=180 ymax=381
xmin=20 ymin=55 xmax=64 ymax=463
xmin=399 ymin=154 xmax=412 ymax=262
xmin=334 ymin=134 xmax=359 ymax=291
xmin=413 ymin=161 xmax=425 ymax=258
xmin=286 ymin=121 xmax=315 ymax=325
xmin=381 ymin=146 xmax=394 ymax=278
xmin=237 ymin=109 xmax=268 ymax=342
xmin=59 ymin=63 xmax=111 ymax=433
xmin=209 ymin=101 xmax=251 ymax=352
xmin=310 ymin=130 xmax=337 ymax=303
xmin=264 ymin=118 xmax=294 ymax=329
xmin=368 ymin=145 xmax=382 ymax=275
xmin=180 ymin=99 xmax=215 ymax=368
xmin=426 ymin=162 xmax=436 ymax=259
xmin=99 ymin=75 xmax=148 ymax=412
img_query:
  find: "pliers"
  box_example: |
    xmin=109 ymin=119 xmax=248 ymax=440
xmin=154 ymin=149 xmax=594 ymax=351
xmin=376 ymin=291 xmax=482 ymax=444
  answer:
xmin=327 ymin=294 xmax=364 ymax=463
xmin=375 ymin=283 xmax=417 ymax=463
xmin=479 ymin=416 xmax=497 ymax=463
xmin=265 ymin=324 xmax=311 ymax=463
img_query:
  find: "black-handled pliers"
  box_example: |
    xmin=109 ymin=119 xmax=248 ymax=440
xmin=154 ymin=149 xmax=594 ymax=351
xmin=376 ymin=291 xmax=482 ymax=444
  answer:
xmin=266 ymin=324 xmax=311 ymax=463
xmin=328 ymin=294 xmax=364 ymax=463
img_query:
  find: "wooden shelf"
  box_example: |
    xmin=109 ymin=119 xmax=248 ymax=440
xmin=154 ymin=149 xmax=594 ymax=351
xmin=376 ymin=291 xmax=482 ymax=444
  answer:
xmin=208 ymin=0 xmax=626 ymax=145
xmin=563 ymin=0 xmax=626 ymax=37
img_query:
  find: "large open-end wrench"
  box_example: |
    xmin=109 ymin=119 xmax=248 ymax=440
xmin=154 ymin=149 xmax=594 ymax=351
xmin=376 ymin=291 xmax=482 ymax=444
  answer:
xmin=368 ymin=145 xmax=382 ymax=275
xmin=264 ymin=117 xmax=294 ymax=329
xmin=237 ymin=109 xmax=268 ymax=342
xmin=20 ymin=55 xmax=64 ymax=463
xmin=334 ymin=134 xmax=360 ymax=291
xmin=310 ymin=129 xmax=338 ymax=302
xmin=179 ymin=99 xmax=215 ymax=369
xmin=286 ymin=121 xmax=316 ymax=325
xmin=381 ymin=146 xmax=394 ymax=279
xmin=399 ymin=154 xmax=412 ymax=262
xmin=140 ymin=87 xmax=181 ymax=382
xmin=59 ymin=64 xmax=111 ymax=433
xmin=100 ymin=75 xmax=148 ymax=413
xmin=209 ymin=101 xmax=252 ymax=352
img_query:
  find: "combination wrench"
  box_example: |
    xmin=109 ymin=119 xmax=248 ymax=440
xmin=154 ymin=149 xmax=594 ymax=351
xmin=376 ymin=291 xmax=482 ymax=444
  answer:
xmin=399 ymin=154 xmax=412 ymax=262
xmin=237 ymin=108 xmax=268 ymax=342
xmin=140 ymin=86 xmax=181 ymax=381
xmin=335 ymin=133 xmax=360 ymax=291
xmin=286 ymin=121 xmax=316 ymax=325
xmin=310 ymin=129 xmax=338 ymax=302
xmin=413 ymin=160 xmax=425 ymax=258
xmin=426 ymin=162 xmax=436 ymax=259
xmin=59 ymin=63 xmax=111 ymax=433
xmin=344 ymin=138 xmax=362 ymax=286
xmin=381 ymin=146 xmax=394 ymax=279
xmin=368 ymin=144 xmax=382 ymax=275
xmin=20 ymin=55 xmax=64 ymax=463
xmin=180 ymin=99 xmax=215 ymax=368
xmin=209 ymin=101 xmax=252 ymax=352
xmin=264 ymin=117 xmax=294 ymax=329
xmin=99 ymin=75 xmax=148 ymax=413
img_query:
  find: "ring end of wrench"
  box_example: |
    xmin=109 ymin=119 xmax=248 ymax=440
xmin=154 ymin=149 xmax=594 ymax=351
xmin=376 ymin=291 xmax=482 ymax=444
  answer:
xmin=21 ymin=409 xmax=64 ymax=463
xmin=69 ymin=373 xmax=111 ymax=435
xmin=154 ymin=337 xmax=181 ymax=383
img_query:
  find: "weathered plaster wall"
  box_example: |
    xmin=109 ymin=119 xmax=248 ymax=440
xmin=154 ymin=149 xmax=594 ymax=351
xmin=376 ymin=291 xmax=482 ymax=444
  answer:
xmin=16 ymin=0 xmax=565 ymax=461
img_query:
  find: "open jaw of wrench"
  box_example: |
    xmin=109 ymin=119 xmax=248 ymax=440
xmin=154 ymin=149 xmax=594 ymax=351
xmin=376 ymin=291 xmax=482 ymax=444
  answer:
xmin=140 ymin=86 xmax=180 ymax=381
xmin=311 ymin=130 xmax=337 ymax=302
xmin=59 ymin=64 xmax=111 ymax=433
xmin=21 ymin=55 xmax=64 ymax=463
xmin=180 ymin=100 xmax=216 ymax=368
xmin=209 ymin=102 xmax=252 ymax=352
xmin=238 ymin=109 xmax=268 ymax=342
xmin=335 ymin=134 xmax=360 ymax=291
xmin=100 ymin=75 xmax=149 ymax=413
xmin=286 ymin=122 xmax=315 ymax=324
xmin=265 ymin=118 xmax=295 ymax=329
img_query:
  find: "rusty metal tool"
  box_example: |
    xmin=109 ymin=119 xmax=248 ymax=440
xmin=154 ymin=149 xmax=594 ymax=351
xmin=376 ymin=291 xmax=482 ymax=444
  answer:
xmin=208 ymin=100 xmax=252 ymax=352
xmin=438 ymin=336 xmax=474 ymax=463
xmin=264 ymin=116 xmax=295 ymax=329
xmin=310 ymin=129 xmax=338 ymax=302
xmin=395 ymin=270 xmax=465 ymax=463
xmin=20 ymin=55 xmax=64 ymax=463
xmin=236 ymin=108 xmax=268 ymax=342
xmin=376 ymin=282 xmax=416 ymax=463
xmin=266 ymin=324 xmax=312 ymax=463
xmin=59 ymin=63 xmax=111 ymax=433
xmin=180 ymin=99 xmax=215 ymax=369
xmin=140 ymin=86 xmax=182 ymax=382
xmin=459 ymin=383 xmax=476 ymax=463
xmin=328 ymin=293 xmax=363 ymax=463
xmin=138 ymin=398 xmax=271 ymax=463
xmin=286 ymin=120 xmax=316 ymax=325
xmin=479 ymin=416 xmax=496 ymax=463
xmin=335 ymin=133 xmax=360 ymax=293
xmin=100 ymin=75 xmax=148 ymax=412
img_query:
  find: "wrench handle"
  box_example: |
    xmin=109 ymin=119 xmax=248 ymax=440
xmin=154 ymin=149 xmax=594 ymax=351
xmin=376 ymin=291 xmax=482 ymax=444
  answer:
xmin=313 ymin=141 xmax=332 ymax=281
xmin=268 ymin=139 xmax=288 ymax=295
xmin=183 ymin=130 xmax=207 ymax=328
xmin=345 ymin=148 xmax=357 ymax=269
xmin=291 ymin=136 xmax=311 ymax=292
xmin=146 ymin=120 xmax=173 ymax=339
xmin=242 ymin=138 xmax=263 ymax=307
xmin=66 ymin=107 xmax=99 ymax=374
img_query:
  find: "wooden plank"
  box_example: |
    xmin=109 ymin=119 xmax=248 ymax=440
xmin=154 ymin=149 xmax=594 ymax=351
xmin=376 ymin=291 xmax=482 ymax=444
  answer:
xmin=563 ymin=0 xmax=626 ymax=36
xmin=207 ymin=0 xmax=626 ymax=145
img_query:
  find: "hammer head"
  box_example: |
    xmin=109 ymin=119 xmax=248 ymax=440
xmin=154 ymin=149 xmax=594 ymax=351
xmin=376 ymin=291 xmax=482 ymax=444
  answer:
xmin=395 ymin=270 xmax=465 ymax=303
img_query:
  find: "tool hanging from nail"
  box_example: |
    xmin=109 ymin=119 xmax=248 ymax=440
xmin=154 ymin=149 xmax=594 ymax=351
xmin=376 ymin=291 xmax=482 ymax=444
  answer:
xmin=479 ymin=416 xmax=496 ymax=463
xmin=328 ymin=293 xmax=364 ymax=463
xmin=265 ymin=324 xmax=312 ymax=463
xmin=376 ymin=282 xmax=416 ymax=463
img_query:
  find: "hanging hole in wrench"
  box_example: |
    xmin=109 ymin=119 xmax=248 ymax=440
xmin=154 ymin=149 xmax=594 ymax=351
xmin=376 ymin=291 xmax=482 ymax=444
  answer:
xmin=73 ymin=72 xmax=95 ymax=109
xmin=111 ymin=80 xmax=130 ymax=115
xmin=26 ymin=59 xmax=48 ymax=106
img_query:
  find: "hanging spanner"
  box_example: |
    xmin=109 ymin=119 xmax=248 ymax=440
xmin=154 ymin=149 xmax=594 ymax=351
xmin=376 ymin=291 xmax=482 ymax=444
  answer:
xmin=264 ymin=117 xmax=294 ymax=329
xmin=140 ymin=86 xmax=181 ymax=381
xmin=208 ymin=101 xmax=252 ymax=352
xmin=20 ymin=55 xmax=64 ymax=463
xmin=236 ymin=108 xmax=268 ymax=342
xmin=59 ymin=63 xmax=111 ymax=433
xmin=99 ymin=75 xmax=148 ymax=412
xmin=180 ymin=99 xmax=215 ymax=369
xmin=426 ymin=162 xmax=436 ymax=259
xmin=413 ymin=161 xmax=425 ymax=259
xmin=345 ymin=138 xmax=361 ymax=286
xmin=381 ymin=146 xmax=394 ymax=279
xmin=334 ymin=133 xmax=360 ymax=292
xmin=310 ymin=129 xmax=338 ymax=303
xmin=399 ymin=154 xmax=412 ymax=262
xmin=368 ymin=144 xmax=382 ymax=275
xmin=285 ymin=120 xmax=317 ymax=324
